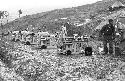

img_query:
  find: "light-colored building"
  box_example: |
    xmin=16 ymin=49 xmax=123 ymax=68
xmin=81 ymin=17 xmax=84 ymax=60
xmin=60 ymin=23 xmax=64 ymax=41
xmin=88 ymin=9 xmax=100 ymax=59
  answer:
xmin=59 ymin=36 xmax=89 ymax=54
xmin=25 ymin=31 xmax=57 ymax=48
xmin=37 ymin=32 xmax=51 ymax=46
xmin=25 ymin=32 xmax=38 ymax=45
xmin=11 ymin=30 xmax=32 ymax=42
xmin=57 ymin=24 xmax=90 ymax=55
xmin=12 ymin=31 xmax=22 ymax=41
xmin=11 ymin=30 xmax=57 ymax=49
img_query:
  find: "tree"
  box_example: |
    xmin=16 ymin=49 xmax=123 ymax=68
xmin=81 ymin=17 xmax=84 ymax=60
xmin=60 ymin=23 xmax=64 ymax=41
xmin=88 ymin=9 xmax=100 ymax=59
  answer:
xmin=0 ymin=11 xmax=9 ymax=19
xmin=18 ymin=9 xmax=22 ymax=18
xmin=0 ymin=11 xmax=9 ymax=34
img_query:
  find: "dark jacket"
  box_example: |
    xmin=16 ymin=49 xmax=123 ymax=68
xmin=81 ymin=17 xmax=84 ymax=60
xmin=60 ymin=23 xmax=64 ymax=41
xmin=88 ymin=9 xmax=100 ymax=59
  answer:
xmin=100 ymin=24 xmax=115 ymax=41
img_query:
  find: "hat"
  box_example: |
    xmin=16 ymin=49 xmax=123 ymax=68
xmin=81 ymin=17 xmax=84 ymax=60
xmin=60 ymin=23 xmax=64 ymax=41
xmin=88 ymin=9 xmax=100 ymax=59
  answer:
xmin=108 ymin=19 xmax=113 ymax=22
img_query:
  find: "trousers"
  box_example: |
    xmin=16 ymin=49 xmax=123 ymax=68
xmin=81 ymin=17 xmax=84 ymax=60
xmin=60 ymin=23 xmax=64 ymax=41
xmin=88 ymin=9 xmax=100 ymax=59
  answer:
xmin=103 ymin=36 xmax=114 ymax=54
xmin=103 ymin=41 xmax=113 ymax=54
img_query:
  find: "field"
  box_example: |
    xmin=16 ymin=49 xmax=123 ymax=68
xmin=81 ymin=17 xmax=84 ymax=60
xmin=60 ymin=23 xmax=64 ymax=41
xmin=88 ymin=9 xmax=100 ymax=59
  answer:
xmin=0 ymin=38 xmax=125 ymax=81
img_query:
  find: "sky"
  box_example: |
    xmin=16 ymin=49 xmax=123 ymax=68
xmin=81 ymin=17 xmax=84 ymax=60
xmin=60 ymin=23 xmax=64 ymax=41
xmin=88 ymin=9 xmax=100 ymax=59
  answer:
xmin=0 ymin=0 xmax=102 ymax=20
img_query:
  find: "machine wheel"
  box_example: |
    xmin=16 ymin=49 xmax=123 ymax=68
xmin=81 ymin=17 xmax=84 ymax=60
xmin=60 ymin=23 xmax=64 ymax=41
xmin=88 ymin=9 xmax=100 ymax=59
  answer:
xmin=59 ymin=53 xmax=64 ymax=55
xmin=16 ymin=39 xmax=20 ymax=42
xmin=25 ymin=41 xmax=31 ymax=45
xmin=11 ymin=38 xmax=15 ymax=42
xmin=60 ymin=46 xmax=63 ymax=49
xmin=66 ymin=50 xmax=72 ymax=55
xmin=41 ymin=45 xmax=47 ymax=49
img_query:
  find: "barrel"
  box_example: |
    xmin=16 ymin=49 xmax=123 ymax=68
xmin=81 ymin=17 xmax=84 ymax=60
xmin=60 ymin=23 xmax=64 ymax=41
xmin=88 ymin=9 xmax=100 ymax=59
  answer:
xmin=85 ymin=47 xmax=92 ymax=56
xmin=115 ymin=47 xmax=122 ymax=56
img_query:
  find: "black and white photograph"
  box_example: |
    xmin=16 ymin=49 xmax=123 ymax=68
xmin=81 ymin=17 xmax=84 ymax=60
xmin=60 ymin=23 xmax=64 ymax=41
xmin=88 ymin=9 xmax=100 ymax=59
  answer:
xmin=0 ymin=0 xmax=125 ymax=81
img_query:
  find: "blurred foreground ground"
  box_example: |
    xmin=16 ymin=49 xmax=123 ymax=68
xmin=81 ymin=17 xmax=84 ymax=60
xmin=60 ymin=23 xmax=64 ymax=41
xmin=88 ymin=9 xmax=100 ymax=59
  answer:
xmin=0 ymin=38 xmax=125 ymax=81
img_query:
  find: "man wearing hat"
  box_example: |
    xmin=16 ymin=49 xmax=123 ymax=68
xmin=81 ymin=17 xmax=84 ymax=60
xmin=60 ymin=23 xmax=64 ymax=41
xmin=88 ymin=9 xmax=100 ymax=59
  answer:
xmin=100 ymin=19 xmax=115 ymax=55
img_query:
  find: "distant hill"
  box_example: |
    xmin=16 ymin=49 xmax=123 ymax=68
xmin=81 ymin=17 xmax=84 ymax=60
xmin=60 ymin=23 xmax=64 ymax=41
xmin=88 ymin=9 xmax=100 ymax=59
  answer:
xmin=2 ymin=0 xmax=125 ymax=36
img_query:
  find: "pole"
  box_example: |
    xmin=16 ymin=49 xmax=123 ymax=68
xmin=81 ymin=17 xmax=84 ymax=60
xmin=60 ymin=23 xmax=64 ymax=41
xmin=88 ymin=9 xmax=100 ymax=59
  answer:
xmin=1 ymin=21 xmax=3 ymax=38
xmin=19 ymin=13 xmax=20 ymax=18
xmin=113 ymin=18 xmax=119 ymax=56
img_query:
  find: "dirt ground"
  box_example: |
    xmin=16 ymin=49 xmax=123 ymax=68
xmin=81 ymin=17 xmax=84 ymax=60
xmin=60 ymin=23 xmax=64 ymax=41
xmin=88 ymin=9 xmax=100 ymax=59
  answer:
xmin=0 ymin=40 xmax=125 ymax=81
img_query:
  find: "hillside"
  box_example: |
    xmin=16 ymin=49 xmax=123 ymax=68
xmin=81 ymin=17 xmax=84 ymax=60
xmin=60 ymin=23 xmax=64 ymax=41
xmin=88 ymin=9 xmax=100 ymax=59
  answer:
xmin=2 ymin=0 xmax=125 ymax=36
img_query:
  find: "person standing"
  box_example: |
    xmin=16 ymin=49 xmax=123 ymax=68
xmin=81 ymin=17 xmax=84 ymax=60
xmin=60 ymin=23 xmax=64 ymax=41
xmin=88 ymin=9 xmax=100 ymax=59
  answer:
xmin=100 ymin=19 xmax=115 ymax=55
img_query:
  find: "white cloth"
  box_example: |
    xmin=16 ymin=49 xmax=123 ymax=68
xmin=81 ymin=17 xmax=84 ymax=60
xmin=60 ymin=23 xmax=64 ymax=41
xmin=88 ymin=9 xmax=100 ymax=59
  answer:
xmin=99 ymin=47 xmax=103 ymax=53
